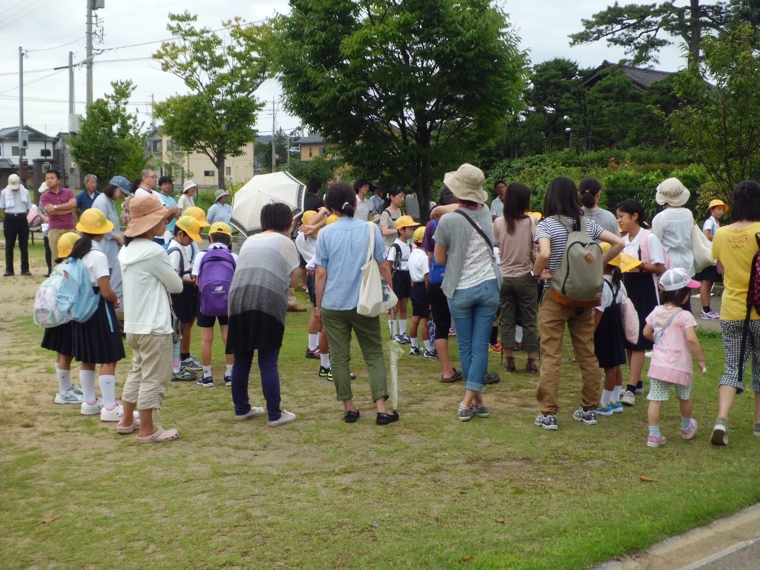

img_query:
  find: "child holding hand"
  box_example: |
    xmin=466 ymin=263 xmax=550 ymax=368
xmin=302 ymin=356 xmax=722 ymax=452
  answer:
xmin=643 ymin=268 xmax=706 ymax=448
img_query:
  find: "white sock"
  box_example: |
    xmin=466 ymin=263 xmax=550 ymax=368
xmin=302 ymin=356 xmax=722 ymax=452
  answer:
xmin=202 ymin=365 xmax=212 ymax=377
xmin=56 ymin=366 xmax=72 ymax=394
xmin=99 ymin=375 xmax=117 ymax=408
xmin=308 ymin=334 xmax=318 ymax=351
xmin=80 ymin=369 xmax=97 ymax=404
xmin=316 ymin=331 xmax=321 ymax=344
xmin=320 ymin=353 xmax=331 ymax=368
xmin=515 ymin=325 xmax=523 ymax=343
xmin=601 ymin=389 xmax=613 ymax=406
xmin=612 ymin=385 xmax=622 ymax=403
xmin=399 ymin=319 xmax=407 ymax=335
xmin=225 ymin=363 xmax=233 ymax=376
xmin=390 ymin=320 xmax=397 ymax=336
xmin=410 ymin=337 xmax=419 ymax=348
xmin=424 ymin=339 xmax=433 ymax=351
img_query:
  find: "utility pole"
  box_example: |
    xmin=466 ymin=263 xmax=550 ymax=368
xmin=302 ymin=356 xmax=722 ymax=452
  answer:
xmin=151 ymin=94 xmax=156 ymax=129
xmin=271 ymin=98 xmax=276 ymax=173
xmin=18 ymin=46 xmax=26 ymax=181
xmin=86 ymin=0 xmax=93 ymax=105
xmin=68 ymin=51 xmax=75 ymax=117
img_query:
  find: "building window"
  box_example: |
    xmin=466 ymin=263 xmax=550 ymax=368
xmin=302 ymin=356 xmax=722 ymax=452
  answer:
xmin=12 ymin=146 xmax=19 ymax=156
xmin=309 ymin=147 xmax=313 ymax=157
xmin=319 ymin=147 xmax=326 ymax=155
xmin=225 ymin=166 xmax=231 ymax=175
xmin=40 ymin=149 xmax=52 ymax=157
xmin=204 ymin=170 xmax=215 ymax=177
xmin=166 ymin=139 xmax=176 ymax=151
xmin=151 ymin=139 xmax=161 ymax=153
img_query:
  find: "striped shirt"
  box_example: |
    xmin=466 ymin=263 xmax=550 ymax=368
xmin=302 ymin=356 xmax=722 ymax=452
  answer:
xmin=535 ymin=216 xmax=603 ymax=287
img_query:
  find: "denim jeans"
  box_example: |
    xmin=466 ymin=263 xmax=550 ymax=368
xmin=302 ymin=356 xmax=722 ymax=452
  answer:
xmin=447 ymin=279 xmax=500 ymax=392
xmin=230 ymin=349 xmax=281 ymax=421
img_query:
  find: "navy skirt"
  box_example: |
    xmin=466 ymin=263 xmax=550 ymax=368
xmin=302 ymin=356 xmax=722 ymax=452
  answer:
xmin=71 ymin=295 xmax=125 ymax=364
xmin=41 ymin=321 xmax=73 ymax=356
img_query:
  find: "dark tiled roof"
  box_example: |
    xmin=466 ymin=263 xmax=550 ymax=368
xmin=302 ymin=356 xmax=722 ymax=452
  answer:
xmin=0 ymin=125 xmax=57 ymax=141
xmin=581 ymin=60 xmax=674 ymax=91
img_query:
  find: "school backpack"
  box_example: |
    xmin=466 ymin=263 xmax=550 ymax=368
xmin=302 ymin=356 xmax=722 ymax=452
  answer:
xmin=549 ymin=215 xmax=604 ymax=308
xmin=197 ymin=248 xmax=236 ymax=317
xmin=607 ymin=281 xmax=640 ymax=344
xmin=34 ymin=264 xmax=71 ymax=328
xmin=57 ymin=257 xmax=101 ymax=323
xmin=390 ymin=243 xmax=403 ymax=273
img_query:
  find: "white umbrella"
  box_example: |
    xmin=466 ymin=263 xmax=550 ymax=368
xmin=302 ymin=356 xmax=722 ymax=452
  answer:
xmin=230 ymin=171 xmax=306 ymax=236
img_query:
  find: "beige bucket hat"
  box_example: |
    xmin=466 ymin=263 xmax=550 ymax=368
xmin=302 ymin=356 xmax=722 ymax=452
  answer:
xmin=655 ymin=178 xmax=690 ymax=207
xmin=443 ymin=163 xmax=488 ymax=204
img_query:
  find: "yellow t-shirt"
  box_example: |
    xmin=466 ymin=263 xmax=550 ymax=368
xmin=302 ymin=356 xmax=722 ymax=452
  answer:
xmin=712 ymin=222 xmax=760 ymax=320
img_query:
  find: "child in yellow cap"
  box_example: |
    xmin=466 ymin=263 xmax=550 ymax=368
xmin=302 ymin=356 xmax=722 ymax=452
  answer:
xmin=386 ymin=215 xmax=419 ymax=342
xmin=408 ymin=226 xmax=434 ymax=356
xmin=697 ymin=199 xmax=728 ymax=319
xmin=167 ymin=216 xmax=203 ymax=381
xmin=69 ymin=209 xmax=126 ymax=421
xmin=191 ymin=221 xmax=238 ymax=386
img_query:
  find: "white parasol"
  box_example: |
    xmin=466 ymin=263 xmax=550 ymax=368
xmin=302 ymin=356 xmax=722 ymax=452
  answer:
xmin=229 ymin=171 xmax=306 ymax=236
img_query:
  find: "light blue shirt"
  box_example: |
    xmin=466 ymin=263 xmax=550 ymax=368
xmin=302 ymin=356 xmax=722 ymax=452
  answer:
xmin=207 ymin=202 xmax=231 ymax=225
xmin=314 ymin=217 xmax=386 ymax=311
xmin=158 ymin=193 xmax=179 ymax=231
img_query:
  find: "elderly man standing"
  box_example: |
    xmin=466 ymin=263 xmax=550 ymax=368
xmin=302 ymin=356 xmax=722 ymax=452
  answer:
xmin=40 ymin=170 xmax=77 ymax=262
xmin=75 ymin=174 xmax=100 ymax=216
xmin=1 ymin=174 xmax=32 ymax=276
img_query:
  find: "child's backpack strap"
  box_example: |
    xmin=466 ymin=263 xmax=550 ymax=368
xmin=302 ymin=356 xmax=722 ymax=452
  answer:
xmin=654 ymin=309 xmax=683 ymax=345
xmin=391 ymin=243 xmax=402 ymax=272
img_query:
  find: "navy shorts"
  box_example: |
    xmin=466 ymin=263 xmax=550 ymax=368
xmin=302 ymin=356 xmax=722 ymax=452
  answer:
xmin=392 ymin=269 xmax=412 ymax=299
xmin=197 ymin=307 xmax=229 ymax=328
xmin=306 ymin=273 xmax=316 ymax=307
xmin=410 ymin=281 xmax=429 ymax=318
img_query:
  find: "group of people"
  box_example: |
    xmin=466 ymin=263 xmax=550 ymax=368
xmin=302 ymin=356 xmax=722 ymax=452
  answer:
xmin=6 ymin=162 xmax=760 ymax=447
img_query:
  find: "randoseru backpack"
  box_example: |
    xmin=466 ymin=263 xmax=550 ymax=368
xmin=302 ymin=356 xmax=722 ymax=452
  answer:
xmin=34 ymin=264 xmax=71 ymax=328
xmin=390 ymin=243 xmax=403 ymax=273
xmin=197 ymin=248 xmax=236 ymax=317
xmin=738 ymin=233 xmax=760 ymax=384
xmin=57 ymin=257 xmax=100 ymax=323
xmin=549 ymin=215 xmax=604 ymax=308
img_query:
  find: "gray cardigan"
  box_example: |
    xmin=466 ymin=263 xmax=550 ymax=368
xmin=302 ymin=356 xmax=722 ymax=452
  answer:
xmin=433 ymin=206 xmax=501 ymax=297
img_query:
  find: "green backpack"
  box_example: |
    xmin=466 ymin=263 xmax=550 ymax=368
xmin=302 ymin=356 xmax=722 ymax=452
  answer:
xmin=549 ymin=215 xmax=604 ymax=308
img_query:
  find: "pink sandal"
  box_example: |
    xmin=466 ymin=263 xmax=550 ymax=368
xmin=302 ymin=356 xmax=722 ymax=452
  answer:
xmin=136 ymin=427 xmax=179 ymax=443
xmin=117 ymin=418 xmax=141 ymax=434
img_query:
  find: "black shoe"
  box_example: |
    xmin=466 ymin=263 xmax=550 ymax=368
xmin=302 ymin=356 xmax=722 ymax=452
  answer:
xmin=484 ymin=371 xmax=500 ymax=385
xmin=318 ymin=366 xmax=331 ymax=377
xmin=21 ymin=271 xmax=32 ymax=276
xmin=376 ymin=410 xmax=400 ymax=425
xmin=344 ymin=410 xmax=360 ymax=423
xmin=3 ymin=271 xmax=14 ymax=277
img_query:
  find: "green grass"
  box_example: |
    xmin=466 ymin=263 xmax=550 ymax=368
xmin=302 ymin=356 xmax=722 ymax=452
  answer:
xmin=1 ymin=241 xmax=759 ymax=569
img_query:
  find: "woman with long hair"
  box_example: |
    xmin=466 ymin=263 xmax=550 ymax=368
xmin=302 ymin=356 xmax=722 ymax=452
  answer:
xmin=616 ymin=200 xmax=666 ymax=407
xmin=710 ymin=181 xmax=760 ymax=445
xmin=533 ymin=177 xmax=624 ymax=430
xmin=494 ymin=182 xmax=539 ymax=373
xmin=378 ymin=185 xmax=405 ymax=250
xmin=314 ymin=183 xmax=399 ymax=425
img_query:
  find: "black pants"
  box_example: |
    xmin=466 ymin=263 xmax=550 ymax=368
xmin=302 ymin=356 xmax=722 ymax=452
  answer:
xmin=44 ymin=235 xmax=52 ymax=274
xmin=3 ymin=214 xmax=29 ymax=273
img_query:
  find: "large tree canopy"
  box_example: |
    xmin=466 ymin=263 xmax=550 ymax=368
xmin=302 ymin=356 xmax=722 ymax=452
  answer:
xmin=272 ymin=0 xmax=526 ymax=221
xmin=153 ymin=12 xmax=269 ymax=189
xmin=69 ymin=80 xmax=146 ymax=185
xmin=568 ymin=0 xmax=756 ymax=67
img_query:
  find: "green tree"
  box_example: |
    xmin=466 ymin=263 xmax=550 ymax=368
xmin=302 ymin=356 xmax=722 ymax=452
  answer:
xmin=152 ymin=12 xmax=269 ymax=190
xmin=668 ymin=26 xmax=760 ymax=200
xmin=272 ymin=0 xmax=526 ymax=223
xmin=69 ymin=80 xmax=146 ymax=185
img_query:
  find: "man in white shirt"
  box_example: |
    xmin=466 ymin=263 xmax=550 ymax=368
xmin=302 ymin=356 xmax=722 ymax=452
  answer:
xmin=490 ymin=180 xmax=506 ymax=220
xmin=135 ymin=169 xmax=181 ymax=221
xmin=0 ymin=174 xmax=32 ymax=276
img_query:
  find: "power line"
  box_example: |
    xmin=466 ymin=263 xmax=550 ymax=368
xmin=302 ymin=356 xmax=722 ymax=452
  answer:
xmin=0 ymin=0 xmax=26 ymax=16
xmin=28 ymin=35 xmax=84 ymax=53
xmin=0 ymin=69 xmax=64 ymax=96
xmin=0 ymin=0 xmax=54 ymax=33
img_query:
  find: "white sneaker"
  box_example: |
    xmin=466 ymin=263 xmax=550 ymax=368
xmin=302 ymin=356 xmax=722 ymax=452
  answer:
xmin=81 ymin=397 xmax=104 ymax=416
xmin=55 ymin=387 xmax=83 ymax=404
xmin=100 ymin=402 xmax=124 ymax=422
xmin=621 ymin=390 xmax=636 ymax=406
xmin=268 ymin=410 xmax=297 ymax=427
xmin=235 ymin=407 xmax=265 ymax=420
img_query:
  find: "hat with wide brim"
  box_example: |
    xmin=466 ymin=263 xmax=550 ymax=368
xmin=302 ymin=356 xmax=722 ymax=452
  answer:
xmin=76 ymin=208 xmax=114 ymax=235
xmin=443 ymin=163 xmax=488 ymax=204
xmin=215 ymin=189 xmax=230 ymax=202
xmin=57 ymin=232 xmax=81 ymax=258
xmin=124 ymin=195 xmax=169 ymax=237
xmin=394 ymin=215 xmax=420 ymax=229
xmin=176 ymin=216 xmax=202 ymax=242
xmin=609 ymin=252 xmax=642 ymax=273
xmin=655 ymin=178 xmax=690 ymax=207
xmin=184 ymin=206 xmax=210 ymax=227
xmin=183 ymin=180 xmax=198 ymax=193
xmin=708 ymin=199 xmax=729 ymax=212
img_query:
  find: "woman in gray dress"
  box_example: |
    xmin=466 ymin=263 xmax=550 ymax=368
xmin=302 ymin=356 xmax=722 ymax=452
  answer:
xmin=92 ymin=176 xmax=131 ymax=309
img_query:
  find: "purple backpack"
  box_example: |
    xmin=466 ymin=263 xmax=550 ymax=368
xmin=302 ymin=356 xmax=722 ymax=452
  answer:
xmin=197 ymin=248 xmax=236 ymax=317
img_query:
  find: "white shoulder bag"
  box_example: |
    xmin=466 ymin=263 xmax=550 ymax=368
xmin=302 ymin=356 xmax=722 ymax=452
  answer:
xmin=357 ymin=222 xmax=398 ymax=317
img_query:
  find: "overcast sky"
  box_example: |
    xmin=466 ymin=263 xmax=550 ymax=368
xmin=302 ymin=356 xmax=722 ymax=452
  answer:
xmin=0 ymin=0 xmax=687 ymax=137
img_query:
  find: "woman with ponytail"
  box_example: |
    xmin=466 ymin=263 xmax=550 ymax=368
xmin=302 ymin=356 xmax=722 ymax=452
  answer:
xmin=579 ymin=178 xmax=620 ymax=237
xmin=378 ymin=185 xmax=405 ymax=250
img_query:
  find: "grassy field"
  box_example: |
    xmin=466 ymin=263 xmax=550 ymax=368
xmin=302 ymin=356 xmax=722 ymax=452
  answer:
xmin=1 ymin=240 xmax=759 ymax=569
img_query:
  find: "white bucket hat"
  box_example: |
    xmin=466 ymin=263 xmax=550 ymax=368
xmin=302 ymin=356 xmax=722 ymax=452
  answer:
xmin=655 ymin=178 xmax=690 ymax=207
xmin=443 ymin=163 xmax=488 ymax=204
xmin=183 ymin=180 xmax=198 ymax=194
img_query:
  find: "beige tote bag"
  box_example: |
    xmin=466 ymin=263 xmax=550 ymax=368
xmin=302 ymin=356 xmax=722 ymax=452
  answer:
xmin=357 ymin=222 xmax=398 ymax=317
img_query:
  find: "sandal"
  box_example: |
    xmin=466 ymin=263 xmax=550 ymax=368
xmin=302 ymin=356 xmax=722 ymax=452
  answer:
xmin=117 ymin=418 xmax=141 ymax=434
xmin=441 ymin=369 xmax=464 ymax=383
xmin=136 ymin=427 xmax=179 ymax=443
xmin=344 ymin=410 xmax=360 ymax=423
xmin=376 ymin=410 xmax=400 ymax=425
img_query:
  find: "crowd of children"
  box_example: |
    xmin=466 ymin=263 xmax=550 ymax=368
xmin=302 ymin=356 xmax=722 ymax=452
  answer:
xmin=32 ymin=170 xmax=760 ymax=448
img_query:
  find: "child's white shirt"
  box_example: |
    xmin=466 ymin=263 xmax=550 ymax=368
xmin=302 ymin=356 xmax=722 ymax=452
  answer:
xmin=386 ymin=239 xmax=411 ymax=271
xmin=81 ymin=241 xmax=110 ymax=286
xmin=595 ymin=275 xmax=627 ymax=312
xmin=408 ymin=248 xmax=429 ymax=283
